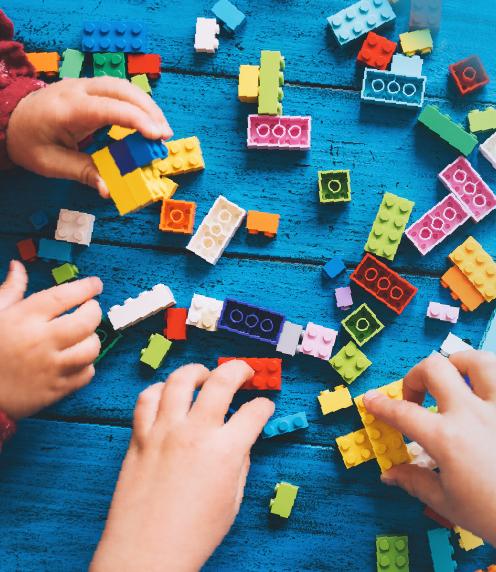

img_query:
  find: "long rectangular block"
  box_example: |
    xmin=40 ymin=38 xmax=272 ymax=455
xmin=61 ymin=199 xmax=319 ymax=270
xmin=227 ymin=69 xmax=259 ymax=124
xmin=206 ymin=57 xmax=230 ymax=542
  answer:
xmin=262 ymin=412 xmax=308 ymax=439
xmin=238 ymin=65 xmax=259 ymax=103
xmin=82 ymin=21 xmax=147 ymax=53
xmin=258 ymin=50 xmax=284 ymax=116
xmin=480 ymin=307 xmax=496 ymax=352
xmin=59 ymin=49 xmax=84 ymax=78
xmin=194 ymin=18 xmax=219 ymax=53
xmin=427 ymin=529 xmax=457 ymax=572
xmin=361 ymin=68 xmax=426 ymax=109
xmin=38 ymin=238 xmax=73 ymax=262
xmin=468 ymin=107 xmax=496 ymax=133
xmin=26 ymin=52 xmax=60 ymax=76
xmin=480 ymin=131 xmax=496 ymax=170
xmin=247 ymin=115 xmax=311 ymax=150
xmin=440 ymin=265 xmax=485 ymax=312
xmin=211 ymin=0 xmax=245 ymax=33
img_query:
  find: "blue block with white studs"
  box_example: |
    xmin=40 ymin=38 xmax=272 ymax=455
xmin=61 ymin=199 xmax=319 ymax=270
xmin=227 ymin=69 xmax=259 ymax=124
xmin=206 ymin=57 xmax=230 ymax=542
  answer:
xmin=38 ymin=239 xmax=73 ymax=262
xmin=361 ymin=68 xmax=426 ymax=109
xmin=262 ymin=412 xmax=309 ymax=439
xmin=82 ymin=21 xmax=147 ymax=53
xmin=211 ymin=0 xmax=246 ymax=33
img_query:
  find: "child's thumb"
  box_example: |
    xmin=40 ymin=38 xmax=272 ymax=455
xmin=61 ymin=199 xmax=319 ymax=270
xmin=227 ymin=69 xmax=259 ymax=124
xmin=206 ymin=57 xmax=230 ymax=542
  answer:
xmin=0 ymin=260 xmax=28 ymax=310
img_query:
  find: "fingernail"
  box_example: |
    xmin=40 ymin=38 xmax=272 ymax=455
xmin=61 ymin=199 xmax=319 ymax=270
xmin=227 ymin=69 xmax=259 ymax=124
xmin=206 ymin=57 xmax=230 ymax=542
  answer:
xmin=89 ymin=276 xmax=103 ymax=294
xmin=363 ymin=390 xmax=381 ymax=404
xmin=148 ymin=124 xmax=162 ymax=139
xmin=380 ymin=474 xmax=397 ymax=487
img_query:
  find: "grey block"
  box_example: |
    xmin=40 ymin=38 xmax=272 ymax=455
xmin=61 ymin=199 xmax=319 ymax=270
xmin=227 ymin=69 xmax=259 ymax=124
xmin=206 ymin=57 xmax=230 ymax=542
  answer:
xmin=276 ymin=321 xmax=303 ymax=356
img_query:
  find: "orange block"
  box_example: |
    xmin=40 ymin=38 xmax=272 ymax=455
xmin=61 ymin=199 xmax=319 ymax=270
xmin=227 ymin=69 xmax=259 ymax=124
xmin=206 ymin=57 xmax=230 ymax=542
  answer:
xmin=246 ymin=211 xmax=280 ymax=238
xmin=27 ymin=52 xmax=60 ymax=76
xmin=441 ymin=265 xmax=485 ymax=312
xmin=159 ymin=199 xmax=196 ymax=234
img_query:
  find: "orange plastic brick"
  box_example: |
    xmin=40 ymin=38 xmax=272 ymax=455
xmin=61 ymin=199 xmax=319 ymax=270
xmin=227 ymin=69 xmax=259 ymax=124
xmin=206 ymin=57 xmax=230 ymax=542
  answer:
xmin=26 ymin=52 xmax=60 ymax=76
xmin=441 ymin=265 xmax=485 ymax=312
xmin=217 ymin=357 xmax=282 ymax=390
xmin=246 ymin=211 xmax=280 ymax=238
xmin=159 ymin=199 xmax=196 ymax=234
xmin=336 ymin=428 xmax=376 ymax=468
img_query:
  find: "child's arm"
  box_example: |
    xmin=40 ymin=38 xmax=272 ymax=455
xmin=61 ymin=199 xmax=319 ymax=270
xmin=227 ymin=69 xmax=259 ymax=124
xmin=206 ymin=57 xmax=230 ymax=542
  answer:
xmin=90 ymin=360 xmax=275 ymax=572
xmin=363 ymin=351 xmax=496 ymax=545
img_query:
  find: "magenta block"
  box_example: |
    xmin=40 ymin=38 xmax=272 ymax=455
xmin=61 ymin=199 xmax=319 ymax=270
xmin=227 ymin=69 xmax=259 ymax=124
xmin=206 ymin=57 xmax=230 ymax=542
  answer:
xmin=426 ymin=301 xmax=460 ymax=323
xmin=335 ymin=286 xmax=353 ymax=310
xmin=298 ymin=322 xmax=337 ymax=360
xmin=247 ymin=115 xmax=311 ymax=150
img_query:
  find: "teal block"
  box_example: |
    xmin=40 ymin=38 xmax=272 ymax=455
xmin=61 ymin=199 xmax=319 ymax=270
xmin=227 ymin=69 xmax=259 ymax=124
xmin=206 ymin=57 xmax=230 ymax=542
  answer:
xmin=59 ymin=49 xmax=84 ymax=78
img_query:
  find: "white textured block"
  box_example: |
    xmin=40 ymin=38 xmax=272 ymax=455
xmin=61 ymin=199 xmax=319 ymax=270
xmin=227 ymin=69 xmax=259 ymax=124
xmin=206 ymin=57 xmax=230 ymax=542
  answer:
xmin=194 ymin=17 xmax=220 ymax=53
xmin=407 ymin=441 xmax=437 ymax=470
xmin=55 ymin=209 xmax=95 ymax=246
xmin=390 ymin=54 xmax=423 ymax=77
xmin=186 ymin=195 xmax=246 ymax=264
xmin=426 ymin=302 xmax=460 ymax=323
xmin=439 ymin=332 xmax=473 ymax=357
xmin=276 ymin=321 xmax=303 ymax=356
xmin=480 ymin=131 xmax=496 ymax=170
xmin=186 ymin=293 xmax=224 ymax=331
xmin=108 ymin=284 xmax=175 ymax=331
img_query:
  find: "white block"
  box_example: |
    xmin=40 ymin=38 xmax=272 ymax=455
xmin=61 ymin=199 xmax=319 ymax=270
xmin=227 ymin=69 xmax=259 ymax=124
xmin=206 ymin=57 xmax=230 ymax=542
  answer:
xmin=480 ymin=131 xmax=496 ymax=170
xmin=186 ymin=293 xmax=224 ymax=331
xmin=439 ymin=332 xmax=473 ymax=357
xmin=407 ymin=441 xmax=437 ymax=470
xmin=194 ymin=17 xmax=220 ymax=53
xmin=390 ymin=54 xmax=423 ymax=77
xmin=55 ymin=209 xmax=95 ymax=246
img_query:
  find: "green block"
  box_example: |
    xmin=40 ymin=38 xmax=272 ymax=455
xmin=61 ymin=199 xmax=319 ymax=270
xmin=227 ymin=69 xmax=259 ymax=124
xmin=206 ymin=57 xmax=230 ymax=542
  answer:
xmin=258 ymin=50 xmax=284 ymax=116
xmin=342 ymin=303 xmax=384 ymax=346
xmin=140 ymin=333 xmax=172 ymax=369
xmin=131 ymin=73 xmax=152 ymax=94
xmin=417 ymin=105 xmax=478 ymax=156
xmin=59 ymin=49 xmax=84 ymax=79
xmin=329 ymin=341 xmax=371 ymax=384
xmin=95 ymin=319 xmax=123 ymax=364
xmin=269 ymin=482 xmax=298 ymax=518
xmin=364 ymin=192 xmax=414 ymax=261
xmin=318 ymin=170 xmax=351 ymax=203
xmin=93 ymin=53 xmax=126 ymax=79
xmin=51 ymin=263 xmax=79 ymax=285
xmin=468 ymin=107 xmax=496 ymax=133
xmin=376 ymin=535 xmax=409 ymax=572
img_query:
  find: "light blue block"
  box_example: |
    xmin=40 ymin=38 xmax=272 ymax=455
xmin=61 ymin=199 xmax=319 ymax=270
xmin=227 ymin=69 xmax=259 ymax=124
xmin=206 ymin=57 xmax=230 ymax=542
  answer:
xmin=211 ymin=0 xmax=246 ymax=33
xmin=361 ymin=68 xmax=426 ymax=108
xmin=390 ymin=54 xmax=423 ymax=78
xmin=427 ymin=529 xmax=457 ymax=572
xmin=480 ymin=307 xmax=496 ymax=352
xmin=38 ymin=239 xmax=73 ymax=262
xmin=262 ymin=412 xmax=308 ymax=439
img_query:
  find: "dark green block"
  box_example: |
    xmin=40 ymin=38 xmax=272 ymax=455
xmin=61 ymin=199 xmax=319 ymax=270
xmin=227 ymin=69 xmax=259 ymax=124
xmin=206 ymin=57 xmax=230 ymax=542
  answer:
xmin=95 ymin=319 xmax=123 ymax=364
xmin=318 ymin=170 xmax=351 ymax=203
xmin=341 ymin=303 xmax=384 ymax=346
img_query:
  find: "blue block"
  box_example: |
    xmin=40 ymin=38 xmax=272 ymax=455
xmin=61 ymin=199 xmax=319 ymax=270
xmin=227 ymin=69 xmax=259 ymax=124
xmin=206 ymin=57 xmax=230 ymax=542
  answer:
xmin=108 ymin=139 xmax=138 ymax=175
xmin=427 ymin=529 xmax=457 ymax=572
xmin=82 ymin=21 xmax=147 ymax=53
xmin=122 ymin=132 xmax=168 ymax=168
xmin=480 ymin=307 xmax=496 ymax=353
xmin=361 ymin=68 xmax=426 ymax=109
xmin=262 ymin=412 xmax=308 ymax=439
xmin=218 ymin=298 xmax=285 ymax=345
xmin=211 ymin=0 xmax=246 ymax=33
xmin=322 ymin=258 xmax=346 ymax=279
xmin=28 ymin=210 xmax=49 ymax=231
xmin=38 ymin=239 xmax=73 ymax=263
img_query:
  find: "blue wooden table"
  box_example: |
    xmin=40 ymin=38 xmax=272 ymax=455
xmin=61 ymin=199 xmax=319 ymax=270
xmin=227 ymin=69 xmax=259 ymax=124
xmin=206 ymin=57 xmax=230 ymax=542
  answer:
xmin=0 ymin=1 xmax=495 ymax=570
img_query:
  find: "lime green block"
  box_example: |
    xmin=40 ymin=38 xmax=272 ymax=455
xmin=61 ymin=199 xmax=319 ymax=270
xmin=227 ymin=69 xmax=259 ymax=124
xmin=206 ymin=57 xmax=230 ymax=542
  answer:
xmin=59 ymin=49 xmax=84 ymax=79
xmin=341 ymin=303 xmax=384 ymax=347
xmin=131 ymin=73 xmax=152 ymax=94
xmin=364 ymin=192 xmax=414 ymax=261
xmin=418 ymin=105 xmax=478 ymax=156
xmin=329 ymin=341 xmax=371 ymax=384
xmin=399 ymin=28 xmax=433 ymax=55
xmin=468 ymin=107 xmax=496 ymax=133
xmin=269 ymin=482 xmax=299 ymax=518
xmin=258 ymin=50 xmax=284 ymax=116
xmin=140 ymin=334 xmax=172 ymax=369
xmin=93 ymin=53 xmax=126 ymax=79
xmin=51 ymin=263 xmax=79 ymax=285
xmin=376 ymin=535 xmax=409 ymax=571
xmin=318 ymin=170 xmax=351 ymax=203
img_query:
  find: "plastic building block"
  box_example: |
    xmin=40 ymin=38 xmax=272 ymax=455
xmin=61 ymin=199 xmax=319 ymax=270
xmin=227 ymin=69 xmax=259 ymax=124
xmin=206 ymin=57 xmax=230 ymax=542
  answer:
xmin=82 ymin=22 xmax=147 ymax=53
xmin=247 ymin=115 xmax=311 ymax=150
xmin=156 ymin=137 xmax=205 ymax=176
xmin=258 ymin=50 xmax=284 ymax=116
xmin=55 ymin=209 xmax=95 ymax=246
xmin=262 ymin=411 xmax=308 ymax=439
xmin=449 ymin=55 xmax=489 ymax=96
xmin=376 ymin=535 xmax=409 ymax=571
xmin=417 ymin=105 xmax=478 ymax=156
xmin=164 ymin=308 xmax=187 ymax=341
xmin=218 ymin=298 xmax=285 ymax=345
xmin=409 ymin=0 xmax=441 ymax=32
xmin=110 ymin=132 xmax=168 ymax=174
xmin=59 ymin=49 xmax=84 ymax=78
xmin=426 ymin=302 xmax=460 ymax=324
xmin=405 ymin=194 xmax=470 ymax=255
xmin=449 ymin=236 xmax=496 ymax=302
xmin=327 ymin=0 xmax=396 ymax=47
xmin=335 ymin=286 xmax=353 ymax=310
xmin=16 ymin=239 xmax=36 ymax=262
xmin=318 ymin=385 xmax=353 ymax=415
xmin=438 ymin=156 xmax=496 ymax=222
xmin=480 ymin=132 xmax=496 ymax=170
xmin=355 ymin=380 xmax=410 ymax=471
xmin=407 ymin=441 xmax=437 ymax=470
xmin=126 ymin=163 xmax=177 ymax=203
xmin=217 ymin=357 xmax=282 ymax=390
xmin=52 ymin=263 xmax=79 ymax=285
xmin=342 ymin=303 xmax=384 ymax=346
xmin=323 ymin=257 xmax=346 ymax=279
xmin=479 ymin=307 xmax=496 ymax=352
xmin=390 ymin=54 xmax=423 ymax=77
xmin=298 ymin=322 xmax=338 ymax=360
xmin=131 ymin=73 xmax=151 ymax=94
xmin=361 ymin=68 xmax=426 ymax=109
xmin=269 ymin=482 xmax=298 ymax=518
xmin=442 ymin=265 xmax=485 ymax=312
xmin=238 ymin=65 xmax=259 ymax=103
xmin=329 ymin=340 xmax=371 ymax=384
xmin=159 ymin=199 xmax=196 ymax=234
xmin=194 ymin=18 xmax=220 ymax=53
xmin=93 ymin=53 xmax=126 ymax=78
xmin=356 ymin=32 xmax=396 ymax=70
xmin=351 ymin=254 xmax=418 ymax=314
xmin=211 ymin=0 xmax=246 ymax=34
xmin=246 ymin=211 xmax=280 ymax=237
xmin=95 ymin=319 xmax=123 ymax=364
xmin=336 ymin=428 xmax=376 ymax=468
xmin=186 ymin=196 xmax=245 ymax=264
xmin=108 ymin=284 xmax=175 ymax=331
xmin=127 ymin=54 xmax=161 ymax=78
xmin=276 ymin=321 xmax=303 ymax=356
xmin=38 ymin=238 xmax=73 ymax=262
xmin=427 ymin=528 xmax=457 ymax=572
xmin=26 ymin=52 xmax=60 ymax=76
xmin=424 ymin=506 xmax=453 ymax=529
xmin=399 ymin=29 xmax=433 ymax=56
xmin=186 ymin=294 xmax=224 ymax=331
xmin=439 ymin=332 xmax=473 ymax=358
xmin=318 ymin=170 xmax=351 ymax=203
xmin=140 ymin=333 xmax=172 ymax=370
xmin=108 ymin=125 xmax=136 ymax=140
xmin=29 ymin=210 xmax=49 ymax=230
xmin=468 ymin=108 xmax=496 ymax=133
xmin=453 ymin=526 xmax=484 ymax=551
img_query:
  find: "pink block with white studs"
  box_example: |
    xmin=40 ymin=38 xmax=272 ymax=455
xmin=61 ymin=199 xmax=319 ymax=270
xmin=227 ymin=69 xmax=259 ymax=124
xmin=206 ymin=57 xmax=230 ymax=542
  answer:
xmin=405 ymin=194 xmax=470 ymax=255
xmin=247 ymin=115 xmax=311 ymax=150
xmin=438 ymin=156 xmax=496 ymax=222
xmin=426 ymin=301 xmax=460 ymax=323
xmin=335 ymin=286 xmax=353 ymax=310
xmin=297 ymin=322 xmax=337 ymax=360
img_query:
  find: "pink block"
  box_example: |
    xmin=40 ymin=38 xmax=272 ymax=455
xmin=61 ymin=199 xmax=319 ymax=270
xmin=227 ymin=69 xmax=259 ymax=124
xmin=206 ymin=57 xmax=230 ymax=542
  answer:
xmin=405 ymin=194 xmax=470 ymax=255
xmin=298 ymin=322 xmax=337 ymax=360
xmin=426 ymin=301 xmax=460 ymax=323
xmin=335 ymin=286 xmax=353 ymax=310
xmin=247 ymin=115 xmax=311 ymax=150
xmin=438 ymin=156 xmax=496 ymax=222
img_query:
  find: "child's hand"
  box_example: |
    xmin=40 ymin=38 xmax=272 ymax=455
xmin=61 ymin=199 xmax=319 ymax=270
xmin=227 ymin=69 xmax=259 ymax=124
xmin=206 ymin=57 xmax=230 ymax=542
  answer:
xmin=90 ymin=361 xmax=275 ymax=572
xmin=0 ymin=260 xmax=102 ymax=419
xmin=6 ymin=77 xmax=172 ymax=198
xmin=363 ymin=351 xmax=496 ymax=545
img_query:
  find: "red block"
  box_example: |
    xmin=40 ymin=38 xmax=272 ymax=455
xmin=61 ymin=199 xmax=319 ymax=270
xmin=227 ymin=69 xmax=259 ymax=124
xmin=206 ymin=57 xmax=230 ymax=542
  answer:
xmin=356 ymin=32 xmax=397 ymax=70
xmin=350 ymin=253 xmax=417 ymax=315
xmin=449 ymin=55 xmax=489 ymax=96
xmin=164 ymin=308 xmax=187 ymax=340
xmin=127 ymin=54 xmax=161 ymax=79
xmin=424 ymin=505 xmax=453 ymax=529
xmin=16 ymin=238 xmax=37 ymax=262
xmin=217 ymin=357 xmax=282 ymax=390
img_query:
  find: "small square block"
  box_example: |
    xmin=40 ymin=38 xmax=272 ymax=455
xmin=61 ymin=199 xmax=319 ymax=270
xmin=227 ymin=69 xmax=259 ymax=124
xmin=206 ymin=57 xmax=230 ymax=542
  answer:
xmin=211 ymin=0 xmax=246 ymax=33
xmin=323 ymin=258 xmax=346 ymax=279
xmin=341 ymin=303 xmax=384 ymax=346
xmin=298 ymin=322 xmax=338 ymax=360
xmin=159 ymin=199 xmax=196 ymax=234
xmin=51 ymin=263 xmax=79 ymax=285
xmin=131 ymin=73 xmax=152 ymax=94
xmin=318 ymin=170 xmax=351 ymax=203
xmin=329 ymin=341 xmax=371 ymax=383
xmin=449 ymin=55 xmax=489 ymax=96
xmin=38 ymin=239 xmax=73 ymax=262
xmin=16 ymin=239 xmax=37 ymax=262
xmin=357 ymin=32 xmax=397 ymax=70
xmin=93 ymin=52 xmax=126 ymax=78
xmin=376 ymin=535 xmax=409 ymax=571
xmin=335 ymin=286 xmax=353 ymax=310
xmin=29 ymin=210 xmax=49 ymax=230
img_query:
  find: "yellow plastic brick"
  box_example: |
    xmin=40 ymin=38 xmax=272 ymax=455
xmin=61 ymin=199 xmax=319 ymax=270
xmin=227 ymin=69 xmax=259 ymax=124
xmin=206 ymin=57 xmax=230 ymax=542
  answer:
xmin=454 ymin=526 xmax=484 ymax=551
xmin=238 ymin=65 xmax=259 ymax=103
xmin=108 ymin=125 xmax=137 ymax=140
xmin=449 ymin=236 xmax=496 ymax=302
xmin=336 ymin=428 xmax=376 ymax=469
xmin=156 ymin=137 xmax=205 ymax=176
xmin=355 ymin=380 xmax=410 ymax=472
xmin=318 ymin=385 xmax=353 ymax=415
xmin=399 ymin=29 xmax=433 ymax=56
xmin=122 ymin=168 xmax=156 ymax=208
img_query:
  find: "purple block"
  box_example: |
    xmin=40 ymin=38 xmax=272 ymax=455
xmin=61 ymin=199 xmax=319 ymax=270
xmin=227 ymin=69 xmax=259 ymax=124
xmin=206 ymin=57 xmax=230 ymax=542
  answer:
xmin=335 ymin=286 xmax=353 ymax=310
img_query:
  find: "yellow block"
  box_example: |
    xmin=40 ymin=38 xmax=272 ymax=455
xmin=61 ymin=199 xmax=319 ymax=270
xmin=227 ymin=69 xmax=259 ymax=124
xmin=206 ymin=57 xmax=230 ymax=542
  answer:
xmin=156 ymin=136 xmax=205 ymax=176
xmin=238 ymin=65 xmax=259 ymax=103
xmin=399 ymin=29 xmax=433 ymax=56
xmin=122 ymin=168 xmax=156 ymax=208
xmin=336 ymin=428 xmax=376 ymax=469
xmin=108 ymin=125 xmax=137 ymax=140
xmin=318 ymin=385 xmax=353 ymax=415
xmin=454 ymin=526 xmax=484 ymax=551
xmin=355 ymin=380 xmax=410 ymax=472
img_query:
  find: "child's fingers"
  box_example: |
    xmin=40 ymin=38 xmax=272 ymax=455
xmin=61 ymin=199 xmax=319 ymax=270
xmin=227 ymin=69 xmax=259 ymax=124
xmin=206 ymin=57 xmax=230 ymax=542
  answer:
xmin=0 ymin=260 xmax=28 ymax=311
xmin=449 ymin=351 xmax=496 ymax=402
xmin=51 ymin=299 xmax=102 ymax=349
xmin=59 ymin=333 xmax=101 ymax=373
xmin=224 ymin=397 xmax=275 ymax=450
xmin=64 ymin=364 xmax=96 ymax=391
xmin=133 ymin=383 xmax=165 ymax=443
xmin=234 ymin=455 xmax=250 ymax=507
